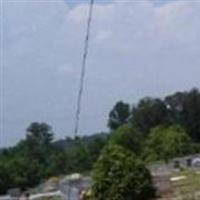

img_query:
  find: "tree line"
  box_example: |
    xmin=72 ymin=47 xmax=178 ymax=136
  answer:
xmin=107 ymin=88 xmax=200 ymax=162
xmin=0 ymin=123 xmax=108 ymax=194
xmin=0 ymin=88 xmax=199 ymax=198
xmin=91 ymin=88 xmax=200 ymax=200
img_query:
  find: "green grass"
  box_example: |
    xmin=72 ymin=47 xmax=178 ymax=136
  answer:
xmin=171 ymin=170 xmax=200 ymax=199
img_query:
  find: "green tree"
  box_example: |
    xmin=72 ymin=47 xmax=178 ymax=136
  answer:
xmin=131 ymin=98 xmax=169 ymax=135
xmin=0 ymin=162 xmax=11 ymax=194
xmin=65 ymin=139 xmax=92 ymax=173
xmin=108 ymin=101 xmax=131 ymax=130
xmin=92 ymin=145 xmax=155 ymax=200
xmin=2 ymin=122 xmax=56 ymax=191
xmin=22 ymin=122 xmax=54 ymax=165
xmin=8 ymin=157 xmax=43 ymax=189
xmin=26 ymin=122 xmax=53 ymax=146
xmin=165 ymin=88 xmax=200 ymax=142
xmin=0 ymin=123 xmax=109 ymax=194
xmin=109 ymin=125 xmax=143 ymax=155
xmin=143 ymin=125 xmax=194 ymax=162
xmin=86 ymin=133 xmax=109 ymax=164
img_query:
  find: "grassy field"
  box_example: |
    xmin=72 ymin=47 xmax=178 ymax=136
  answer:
xmin=170 ymin=170 xmax=200 ymax=200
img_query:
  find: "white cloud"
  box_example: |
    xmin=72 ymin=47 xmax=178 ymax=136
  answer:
xmin=66 ymin=0 xmax=199 ymax=47
xmin=58 ymin=64 xmax=76 ymax=75
xmin=154 ymin=1 xmax=194 ymax=40
xmin=94 ymin=30 xmax=112 ymax=44
xmin=67 ymin=3 xmax=114 ymax=24
xmin=67 ymin=4 xmax=88 ymax=23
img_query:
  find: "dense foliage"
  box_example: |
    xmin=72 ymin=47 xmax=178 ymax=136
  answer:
xmin=0 ymin=123 xmax=108 ymax=194
xmin=92 ymin=145 xmax=155 ymax=200
xmin=143 ymin=125 xmax=194 ymax=162
xmin=0 ymin=88 xmax=199 ymax=195
xmin=109 ymin=125 xmax=143 ymax=155
xmin=109 ymin=88 xmax=200 ymax=143
xmin=108 ymin=101 xmax=131 ymax=130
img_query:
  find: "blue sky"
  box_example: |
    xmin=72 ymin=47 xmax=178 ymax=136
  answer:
xmin=1 ymin=0 xmax=200 ymax=147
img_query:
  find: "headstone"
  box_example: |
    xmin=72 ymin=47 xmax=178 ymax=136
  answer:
xmin=173 ymin=160 xmax=180 ymax=169
xmin=186 ymin=158 xmax=192 ymax=168
xmin=7 ymin=188 xmax=21 ymax=198
xmin=192 ymin=157 xmax=200 ymax=169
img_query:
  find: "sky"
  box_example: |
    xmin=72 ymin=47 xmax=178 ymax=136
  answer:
xmin=1 ymin=0 xmax=200 ymax=147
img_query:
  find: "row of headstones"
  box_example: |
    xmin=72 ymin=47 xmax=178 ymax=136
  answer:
xmin=174 ymin=157 xmax=200 ymax=169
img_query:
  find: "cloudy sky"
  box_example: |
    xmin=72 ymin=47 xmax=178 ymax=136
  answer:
xmin=1 ymin=0 xmax=200 ymax=147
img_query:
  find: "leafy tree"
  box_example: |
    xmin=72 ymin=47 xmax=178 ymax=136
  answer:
xmin=44 ymin=149 xmax=68 ymax=176
xmin=86 ymin=133 xmax=109 ymax=164
xmin=165 ymin=88 xmax=200 ymax=142
xmin=108 ymin=101 xmax=131 ymax=130
xmin=65 ymin=139 xmax=92 ymax=173
xmin=143 ymin=125 xmax=194 ymax=163
xmin=7 ymin=157 xmax=43 ymax=189
xmin=92 ymin=145 xmax=155 ymax=200
xmin=131 ymin=98 xmax=169 ymax=135
xmin=23 ymin=123 xmax=54 ymax=164
xmin=0 ymin=122 xmax=56 ymax=193
xmin=0 ymin=162 xmax=11 ymax=194
xmin=0 ymin=124 xmax=109 ymax=194
xmin=26 ymin=122 xmax=53 ymax=146
xmin=109 ymin=125 xmax=143 ymax=155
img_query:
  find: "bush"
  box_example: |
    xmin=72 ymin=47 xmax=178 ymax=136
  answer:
xmin=91 ymin=145 xmax=155 ymax=200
